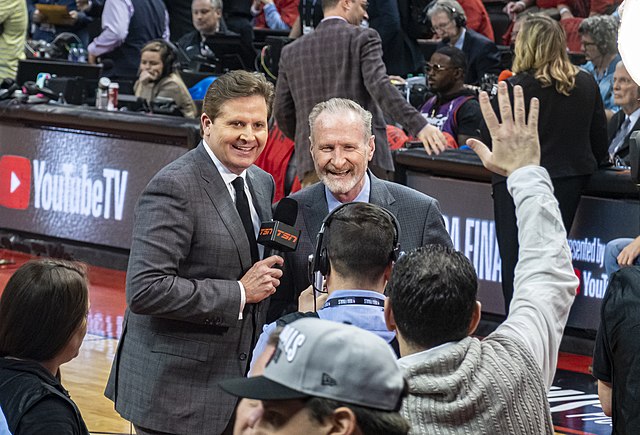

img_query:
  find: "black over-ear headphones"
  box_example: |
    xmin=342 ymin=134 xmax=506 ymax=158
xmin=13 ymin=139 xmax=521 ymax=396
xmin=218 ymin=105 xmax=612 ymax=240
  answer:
xmin=444 ymin=3 xmax=467 ymax=28
xmin=145 ymin=39 xmax=180 ymax=77
xmin=309 ymin=202 xmax=402 ymax=279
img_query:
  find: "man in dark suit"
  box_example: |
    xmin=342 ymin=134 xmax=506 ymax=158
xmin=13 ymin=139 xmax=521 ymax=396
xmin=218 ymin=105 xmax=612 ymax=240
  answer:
xmin=607 ymin=60 xmax=640 ymax=166
xmin=428 ymin=0 xmax=501 ymax=85
xmin=274 ymin=0 xmax=448 ymax=185
xmin=267 ymin=98 xmax=452 ymax=320
xmin=105 ymin=70 xmax=284 ymax=435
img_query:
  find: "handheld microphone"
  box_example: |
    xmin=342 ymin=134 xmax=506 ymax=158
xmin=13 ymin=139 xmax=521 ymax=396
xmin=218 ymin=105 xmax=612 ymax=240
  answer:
xmin=498 ymin=70 xmax=513 ymax=82
xmin=257 ymin=198 xmax=300 ymax=259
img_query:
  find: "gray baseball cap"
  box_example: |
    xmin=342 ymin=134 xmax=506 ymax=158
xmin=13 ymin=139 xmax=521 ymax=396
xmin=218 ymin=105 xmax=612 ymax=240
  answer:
xmin=220 ymin=317 xmax=405 ymax=411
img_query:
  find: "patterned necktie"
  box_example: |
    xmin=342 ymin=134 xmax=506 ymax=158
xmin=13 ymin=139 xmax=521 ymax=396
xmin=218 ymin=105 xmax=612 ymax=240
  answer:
xmin=609 ymin=117 xmax=631 ymax=162
xmin=232 ymin=177 xmax=259 ymax=264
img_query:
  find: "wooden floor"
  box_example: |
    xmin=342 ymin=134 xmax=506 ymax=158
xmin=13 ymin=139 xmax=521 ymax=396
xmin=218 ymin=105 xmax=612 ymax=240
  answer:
xmin=62 ymin=335 xmax=135 ymax=435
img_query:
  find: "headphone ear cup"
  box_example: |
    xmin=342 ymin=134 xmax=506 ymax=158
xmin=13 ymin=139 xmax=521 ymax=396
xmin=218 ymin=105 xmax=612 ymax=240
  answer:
xmin=318 ymin=247 xmax=330 ymax=276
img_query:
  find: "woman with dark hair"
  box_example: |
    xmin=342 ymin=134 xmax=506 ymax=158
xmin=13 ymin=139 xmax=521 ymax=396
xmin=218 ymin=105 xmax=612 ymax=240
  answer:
xmin=483 ymin=14 xmax=608 ymax=313
xmin=0 ymin=259 xmax=90 ymax=435
xmin=134 ymin=40 xmax=197 ymax=118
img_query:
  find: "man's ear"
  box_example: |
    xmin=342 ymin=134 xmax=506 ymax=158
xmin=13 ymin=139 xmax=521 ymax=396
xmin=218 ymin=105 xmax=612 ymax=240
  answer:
xmin=384 ymin=298 xmax=397 ymax=332
xmin=367 ymin=135 xmax=375 ymax=162
xmin=328 ymin=406 xmax=358 ymax=435
xmin=467 ymin=301 xmax=482 ymax=336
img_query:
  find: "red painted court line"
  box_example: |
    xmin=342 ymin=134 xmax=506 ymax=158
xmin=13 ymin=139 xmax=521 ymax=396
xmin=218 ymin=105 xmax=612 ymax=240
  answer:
xmin=557 ymin=352 xmax=593 ymax=375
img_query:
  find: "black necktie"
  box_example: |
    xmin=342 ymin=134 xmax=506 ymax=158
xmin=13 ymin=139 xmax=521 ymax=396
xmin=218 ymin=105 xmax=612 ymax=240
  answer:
xmin=232 ymin=177 xmax=259 ymax=264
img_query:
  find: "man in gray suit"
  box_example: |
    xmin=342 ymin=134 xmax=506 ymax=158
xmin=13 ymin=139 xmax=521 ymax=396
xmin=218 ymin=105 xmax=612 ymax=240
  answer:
xmin=274 ymin=0 xmax=448 ymax=186
xmin=267 ymin=98 xmax=452 ymax=320
xmin=105 ymin=70 xmax=284 ymax=435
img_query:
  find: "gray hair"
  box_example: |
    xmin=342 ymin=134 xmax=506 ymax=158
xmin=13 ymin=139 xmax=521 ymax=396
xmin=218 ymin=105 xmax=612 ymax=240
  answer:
xmin=193 ymin=0 xmax=222 ymax=10
xmin=427 ymin=0 xmax=467 ymax=23
xmin=308 ymin=98 xmax=373 ymax=145
xmin=578 ymin=15 xmax=619 ymax=56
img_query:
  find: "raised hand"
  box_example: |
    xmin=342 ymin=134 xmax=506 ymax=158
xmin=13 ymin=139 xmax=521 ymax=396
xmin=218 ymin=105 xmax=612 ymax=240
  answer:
xmin=467 ymin=82 xmax=541 ymax=176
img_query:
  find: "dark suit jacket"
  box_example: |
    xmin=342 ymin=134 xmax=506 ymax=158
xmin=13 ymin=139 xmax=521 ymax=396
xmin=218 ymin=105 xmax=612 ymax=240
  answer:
xmin=438 ymin=28 xmax=501 ymax=85
xmin=274 ymin=18 xmax=428 ymax=178
xmin=267 ymin=173 xmax=453 ymax=320
xmin=607 ymin=110 xmax=640 ymax=165
xmin=105 ymin=143 xmax=275 ymax=435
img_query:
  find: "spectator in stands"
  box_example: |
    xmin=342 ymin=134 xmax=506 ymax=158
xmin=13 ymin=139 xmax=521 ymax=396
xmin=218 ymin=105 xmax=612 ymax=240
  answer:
xmin=275 ymin=0 xmax=448 ymax=186
xmin=428 ymin=0 xmax=501 ymax=85
xmin=27 ymin=0 xmax=92 ymax=47
xmin=221 ymin=318 xmax=410 ymax=435
xmin=0 ymin=0 xmax=27 ymax=81
xmin=607 ymin=60 xmax=640 ymax=166
xmin=593 ymin=266 xmax=640 ymax=433
xmin=87 ymin=0 xmax=169 ymax=80
xmin=267 ymin=98 xmax=451 ymax=321
xmin=254 ymin=201 xmax=401 ymax=369
xmin=579 ymin=15 xmax=621 ymax=118
xmin=385 ymin=81 xmax=579 ymax=433
xmin=0 ymin=259 xmax=90 ymax=435
xmin=421 ymin=46 xmax=482 ymax=148
xmin=177 ymin=0 xmax=253 ymax=68
xmin=486 ymin=14 xmax=607 ymax=313
xmin=251 ymin=0 xmax=299 ymax=31
xmin=134 ymin=40 xmax=197 ymax=118
xmin=604 ymin=236 xmax=640 ymax=275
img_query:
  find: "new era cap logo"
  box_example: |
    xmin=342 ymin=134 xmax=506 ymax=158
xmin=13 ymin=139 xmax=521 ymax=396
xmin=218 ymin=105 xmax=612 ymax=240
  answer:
xmin=0 ymin=155 xmax=31 ymax=210
xmin=321 ymin=373 xmax=337 ymax=386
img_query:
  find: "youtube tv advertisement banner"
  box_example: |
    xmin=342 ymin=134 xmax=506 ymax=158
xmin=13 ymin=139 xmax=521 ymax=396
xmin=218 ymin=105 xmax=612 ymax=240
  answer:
xmin=407 ymin=172 xmax=640 ymax=331
xmin=0 ymin=124 xmax=188 ymax=250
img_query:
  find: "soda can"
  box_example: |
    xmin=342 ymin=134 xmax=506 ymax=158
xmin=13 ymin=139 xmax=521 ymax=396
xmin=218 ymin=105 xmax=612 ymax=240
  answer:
xmin=107 ymin=82 xmax=119 ymax=111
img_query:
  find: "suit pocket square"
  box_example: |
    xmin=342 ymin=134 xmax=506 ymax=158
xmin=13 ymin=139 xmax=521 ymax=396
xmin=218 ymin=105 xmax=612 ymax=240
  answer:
xmin=151 ymin=333 xmax=210 ymax=362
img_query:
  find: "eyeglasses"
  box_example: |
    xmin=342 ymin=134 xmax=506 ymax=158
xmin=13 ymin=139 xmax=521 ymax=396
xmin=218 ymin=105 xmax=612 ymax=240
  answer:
xmin=432 ymin=20 xmax=454 ymax=32
xmin=425 ymin=63 xmax=454 ymax=73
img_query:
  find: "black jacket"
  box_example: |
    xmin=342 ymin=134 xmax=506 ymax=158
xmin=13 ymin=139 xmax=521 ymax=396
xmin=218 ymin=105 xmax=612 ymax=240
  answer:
xmin=0 ymin=358 xmax=88 ymax=435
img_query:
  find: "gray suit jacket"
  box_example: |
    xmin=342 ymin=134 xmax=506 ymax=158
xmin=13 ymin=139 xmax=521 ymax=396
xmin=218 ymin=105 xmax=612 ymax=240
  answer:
xmin=267 ymin=173 xmax=452 ymax=320
xmin=105 ymin=143 xmax=275 ymax=435
xmin=274 ymin=18 xmax=428 ymax=178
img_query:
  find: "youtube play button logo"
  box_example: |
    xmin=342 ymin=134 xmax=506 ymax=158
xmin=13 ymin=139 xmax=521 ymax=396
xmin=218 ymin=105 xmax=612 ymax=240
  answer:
xmin=0 ymin=155 xmax=31 ymax=210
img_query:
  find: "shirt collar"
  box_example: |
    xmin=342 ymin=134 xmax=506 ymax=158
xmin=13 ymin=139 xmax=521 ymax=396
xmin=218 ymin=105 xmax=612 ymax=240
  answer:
xmin=454 ymin=28 xmax=466 ymax=50
xmin=627 ymin=107 xmax=640 ymax=126
xmin=325 ymin=173 xmax=371 ymax=212
xmin=397 ymin=340 xmax=459 ymax=369
xmin=321 ymin=15 xmax=348 ymax=24
xmin=202 ymin=139 xmax=247 ymax=186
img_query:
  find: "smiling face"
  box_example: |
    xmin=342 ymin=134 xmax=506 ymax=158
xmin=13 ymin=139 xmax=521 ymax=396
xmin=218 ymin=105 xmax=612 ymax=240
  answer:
xmin=192 ymin=0 xmax=222 ymax=35
xmin=310 ymin=110 xmax=374 ymax=203
xmin=201 ymin=95 xmax=269 ymax=175
xmin=139 ymin=50 xmax=164 ymax=81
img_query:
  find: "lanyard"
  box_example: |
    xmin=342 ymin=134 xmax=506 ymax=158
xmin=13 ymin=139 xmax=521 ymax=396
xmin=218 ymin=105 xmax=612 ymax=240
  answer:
xmin=323 ymin=296 xmax=385 ymax=309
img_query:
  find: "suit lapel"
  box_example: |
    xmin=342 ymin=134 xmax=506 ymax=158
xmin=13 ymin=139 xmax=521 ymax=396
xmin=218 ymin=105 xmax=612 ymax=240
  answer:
xmin=246 ymin=168 xmax=271 ymax=223
xmin=303 ymin=183 xmax=329 ymax=246
xmin=194 ymin=144 xmax=253 ymax=271
xmin=368 ymin=173 xmax=398 ymax=217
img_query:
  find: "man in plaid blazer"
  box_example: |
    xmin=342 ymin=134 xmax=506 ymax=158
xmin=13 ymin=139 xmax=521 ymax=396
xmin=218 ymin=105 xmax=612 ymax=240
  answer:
xmin=105 ymin=71 xmax=284 ymax=435
xmin=274 ymin=0 xmax=447 ymax=185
